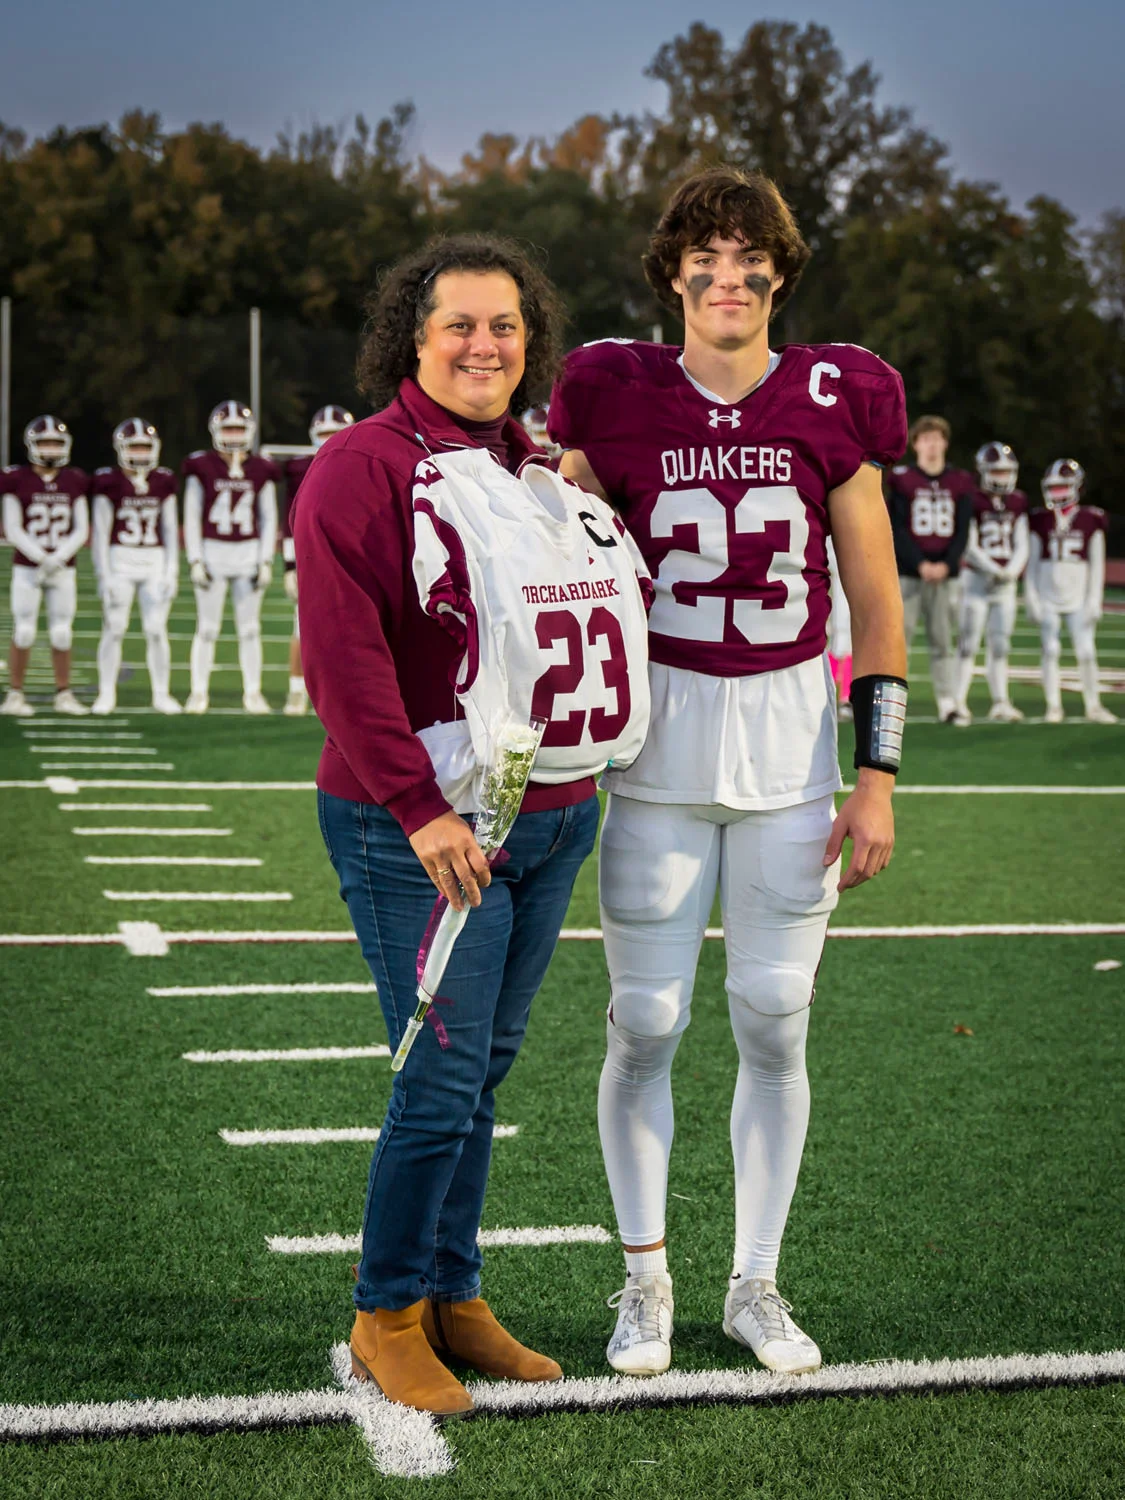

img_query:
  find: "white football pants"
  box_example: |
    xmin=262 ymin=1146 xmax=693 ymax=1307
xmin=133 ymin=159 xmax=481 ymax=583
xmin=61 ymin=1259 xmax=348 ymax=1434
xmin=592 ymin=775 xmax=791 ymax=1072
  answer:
xmin=98 ymin=573 xmax=174 ymax=704
xmin=1039 ymin=607 xmax=1102 ymax=714
xmin=954 ymin=580 xmax=1018 ymax=709
xmin=598 ymin=792 xmax=839 ymax=1279
xmin=190 ymin=574 xmax=263 ymax=699
xmin=10 ymin=565 xmax=77 ymax=651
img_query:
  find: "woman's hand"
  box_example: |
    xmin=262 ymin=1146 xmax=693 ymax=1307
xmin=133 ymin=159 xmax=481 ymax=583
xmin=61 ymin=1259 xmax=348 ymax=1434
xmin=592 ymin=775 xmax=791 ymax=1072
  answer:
xmin=409 ymin=811 xmax=492 ymax=911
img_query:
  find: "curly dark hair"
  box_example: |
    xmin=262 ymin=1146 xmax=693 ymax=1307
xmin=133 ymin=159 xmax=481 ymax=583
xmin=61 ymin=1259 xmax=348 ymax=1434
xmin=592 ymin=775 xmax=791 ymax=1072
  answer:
xmin=356 ymin=233 xmax=568 ymax=413
xmin=642 ymin=166 xmax=811 ymax=320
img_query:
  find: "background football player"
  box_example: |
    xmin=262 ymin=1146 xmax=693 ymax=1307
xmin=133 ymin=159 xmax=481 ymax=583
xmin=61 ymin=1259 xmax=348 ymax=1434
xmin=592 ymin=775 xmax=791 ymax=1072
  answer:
xmin=551 ymin=166 xmax=908 ymax=1380
xmin=90 ymin=419 xmax=180 ymax=715
xmin=280 ymin=405 xmax=353 ymax=715
xmin=1 ymin=415 xmax=89 ymax=717
xmin=181 ymin=401 xmax=279 ymax=714
xmin=1025 ymin=459 xmax=1116 ymax=723
xmin=520 ymin=404 xmax=561 ymax=458
xmin=885 ymin=416 xmax=974 ymax=721
xmin=950 ymin=441 xmax=1029 ymax=725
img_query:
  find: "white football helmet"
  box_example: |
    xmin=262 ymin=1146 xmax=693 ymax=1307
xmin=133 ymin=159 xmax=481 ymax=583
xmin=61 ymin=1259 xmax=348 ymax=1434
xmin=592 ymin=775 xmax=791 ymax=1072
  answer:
xmin=521 ymin=404 xmax=560 ymax=457
xmin=208 ymin=400 xmax=256 ymax=456
xmin=309 ymin=405 xmax=354 ymax=449
xmin=1041 ymin=458 xmax=1084 ymax=510
xmin=113 ymin=417 xmax=161 ymax=477
xmin=25 ymin=414 xmax=72 ymax=470
xmin=975 ymin=441 xmax=1018 ymax=499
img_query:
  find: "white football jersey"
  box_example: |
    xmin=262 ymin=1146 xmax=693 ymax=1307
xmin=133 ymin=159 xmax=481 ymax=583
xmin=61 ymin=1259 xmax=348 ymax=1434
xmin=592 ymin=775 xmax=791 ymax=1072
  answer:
xmin=412 ymin=449 xmax=652 ymax=792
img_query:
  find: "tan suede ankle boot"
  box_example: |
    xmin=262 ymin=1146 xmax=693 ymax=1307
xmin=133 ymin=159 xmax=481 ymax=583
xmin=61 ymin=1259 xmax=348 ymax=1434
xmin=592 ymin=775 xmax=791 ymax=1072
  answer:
xmin=350 ymin=1302 xmax=474 ymax=1417
xmin=422 ymin=1297 xmax=563 ymax=1382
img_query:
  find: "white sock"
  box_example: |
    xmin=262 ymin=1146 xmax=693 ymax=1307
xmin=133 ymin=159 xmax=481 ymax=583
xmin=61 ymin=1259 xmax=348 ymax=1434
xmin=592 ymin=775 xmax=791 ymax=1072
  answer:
xmin=730 ymin=1268 xmax=777 ymax=1290
xmin=625 ymin=1247 xmax=668 ymax=1279
xmin=289 ymin=675 xmax=305 ymax=695
xmin=146 ymin=631 xmax=171 ymax=701
xmin=1078 ymin=656 xmax=1101 ymax=713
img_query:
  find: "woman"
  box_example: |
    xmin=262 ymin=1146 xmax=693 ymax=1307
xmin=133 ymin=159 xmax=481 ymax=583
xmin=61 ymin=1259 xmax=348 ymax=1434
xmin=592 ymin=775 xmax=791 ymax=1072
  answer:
xmin=294 ymin=235 xmax=649 ymax=1417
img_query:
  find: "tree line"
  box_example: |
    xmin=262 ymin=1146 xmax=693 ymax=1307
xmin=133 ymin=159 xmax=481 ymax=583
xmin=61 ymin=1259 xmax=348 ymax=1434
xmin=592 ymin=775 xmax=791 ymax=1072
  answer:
xmin=2 ymin=20 xmax=1123 ymax=520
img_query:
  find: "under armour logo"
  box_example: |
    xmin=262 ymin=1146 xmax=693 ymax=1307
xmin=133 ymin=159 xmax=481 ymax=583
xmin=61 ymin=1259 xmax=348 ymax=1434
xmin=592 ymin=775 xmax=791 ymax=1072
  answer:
xmin=708 ymin=408 xmax=741 ymax=429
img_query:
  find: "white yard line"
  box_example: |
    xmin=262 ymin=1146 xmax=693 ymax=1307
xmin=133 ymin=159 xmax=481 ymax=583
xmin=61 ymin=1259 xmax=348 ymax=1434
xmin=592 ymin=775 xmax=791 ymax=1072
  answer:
xmin=3 ymin=922 xmax=1124 ymax=952
xmin=63 ymin=803 xmax=214 ymax=811
xmin=26 ymin=745 xmax=159 ymax=754
xmin=223 ymin=1124 xmax=519 ymax=1147
xmin=103 ymin=890 xmax=293 ymax=903
xmin=151 ymin=981 xmax=377 ymax=996
xmin=5 ymin=779 xmax=1124 ymax=795
xmin=41 ymin=762 xmax=175 ymax=771
xmin=72 ymin=827 xmax=232 ymax=837
xmin=88 ymin=856 xmax=262 ymax=867
xmin=185 ymin=1046 xmax=390 ymax=1063
xmin=270 ymin=1224 xmax=611 ymax=1254
xmin=20 ymin=732 xmax=144 ymax=740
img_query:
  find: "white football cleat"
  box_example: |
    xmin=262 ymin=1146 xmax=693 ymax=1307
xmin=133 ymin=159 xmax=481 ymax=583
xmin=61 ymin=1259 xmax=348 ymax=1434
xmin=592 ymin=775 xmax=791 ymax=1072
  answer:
xmin=0 ymin=689 xmax=34 ymax=717
xmin=837 ymin=701 xmax=853 ymax=723
xmin=1044 ymin=705 xmax=1065 ymax=724
xmin=283 ymin=688 xmax=308 ymax=716
xmin=1084 ymin=704 xmax=1119 ymax=724
xmin=723 ymin=1277 xmax=821 ymax=1375
xmin=152 ymin=695 xmax=182 ymax=715
xmin=54 ymin=689 xmax=88 ymax=716
xmin=988 ymin=701 xmax=1024 ymax=722
xmin=243 ymin=691 xmax=272 ymax=715
xmin=91 ymin=695 xmax=115 ymax=716
xmin=606 ymin=1273 xmax=674 ymax=1376
xmin=949 ymin=706 xmax=972 ymax=728
xmin=184 ymin=692 xmax=209 ymax=714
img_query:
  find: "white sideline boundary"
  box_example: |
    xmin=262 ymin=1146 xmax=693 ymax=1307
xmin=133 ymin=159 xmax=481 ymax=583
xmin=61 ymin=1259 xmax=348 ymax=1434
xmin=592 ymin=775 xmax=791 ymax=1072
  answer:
xmin=152 ymin=981 xmax=377 ymax=996
xmin=3 ymin=922 xmax=1124 ymax=953
xmin=63 ymin=803 xmax=214 ymax=812
xmin=72 ymin=827 xmax=232 ymax=837
xmin=223 ymin=1124 xmax=519 ymax=1147
xmin=102 ymin=890 xmax=293 ymax=903
xmin=185 ymin=1045 xmax=390 ymax=1063
xmin=88 ymin=857 xmax=263 ymax=867
xmin=41 ymin=762 xmax=175 ymax=771
xmin=269 ymin=1224 xmax=612 ymax=1254
xmin=4 ymin=778 xmax=1125 ymax=795
xmin=3 ymin=1347 xmax=1122 ymax=1482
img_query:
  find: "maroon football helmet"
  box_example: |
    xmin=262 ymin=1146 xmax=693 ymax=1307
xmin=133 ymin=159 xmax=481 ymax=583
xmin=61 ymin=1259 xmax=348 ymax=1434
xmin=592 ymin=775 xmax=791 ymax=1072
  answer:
xmin=1041 ymin=458 xmax=1084 ymax=510
xmin=975 ymin=441 xmax=1018 ymax=499
xmin=309 ymin=405 xmax=354 ymax=449
xmin=209 ymin=400 xmax=256 ymax=456
xmin=113 ymin=417 xmax=161 ymax=477
xmin=24 ymin=414 xmax=72 ymax=470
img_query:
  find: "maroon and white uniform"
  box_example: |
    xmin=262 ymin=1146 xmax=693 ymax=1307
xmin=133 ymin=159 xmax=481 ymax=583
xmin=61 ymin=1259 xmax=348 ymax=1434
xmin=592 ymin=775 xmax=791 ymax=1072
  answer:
xmin=964 ymin=490 xmax=1030 ymax=583
xmin=550 ymin=339 xmax=906 ymax=807
xmin=181 ymin=450 xmax=279 ymax=577
xmin=1026 ymin=506 xmax=1107 ymax=618
xmin=91 ymin=466 xmax=178 ymax=582
xmin=885 ymin=464 xmax=975 ymax=575
xmin=282 ymin=454 xmax=313 ymax=566
xmin=954 ymin=492 xmax=1030 ymax=715
xmin=2 ymin=466 xmax=89 ymax=653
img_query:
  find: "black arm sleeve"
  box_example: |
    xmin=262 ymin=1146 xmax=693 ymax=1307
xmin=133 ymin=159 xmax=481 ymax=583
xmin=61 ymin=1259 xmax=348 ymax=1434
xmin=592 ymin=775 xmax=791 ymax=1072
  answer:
xmin=943 ymin=494 xmax=973 ymax=575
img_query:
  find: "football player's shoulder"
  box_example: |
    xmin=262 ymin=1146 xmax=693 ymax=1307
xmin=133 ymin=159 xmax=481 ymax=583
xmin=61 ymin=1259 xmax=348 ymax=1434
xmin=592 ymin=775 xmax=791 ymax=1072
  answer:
xmin=1029 ymin=505 xmax=1051 ymax=528
xmin=91 ymin=465 xmax=119 ymax=492
xmin=181 ymin=449 xmax=211 ymax=477
xmin=0 ymin=464 xmax=26 ymax=494
xmin=792 ymin=341 xmax=900 ymax=382
xmin=561 ymin=337 xmax=676 ymax=390
xmin=1085 ymin=505 xmax=1109 ymax=529
xmin=151 ymin=466 xmax=178 ymax=495
xmin=62 ymin=465 xmax=89 ymax=488
xmin=1010 ymin=488 xmax=1030 ymax=512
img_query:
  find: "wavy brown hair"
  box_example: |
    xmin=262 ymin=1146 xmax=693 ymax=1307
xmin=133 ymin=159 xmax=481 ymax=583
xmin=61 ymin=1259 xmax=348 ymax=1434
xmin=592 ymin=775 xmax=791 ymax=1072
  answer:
xmin=642 ymin=166 xmax=811 ymax=320
xmin=356 ymin=234 xmax=567 ymax=413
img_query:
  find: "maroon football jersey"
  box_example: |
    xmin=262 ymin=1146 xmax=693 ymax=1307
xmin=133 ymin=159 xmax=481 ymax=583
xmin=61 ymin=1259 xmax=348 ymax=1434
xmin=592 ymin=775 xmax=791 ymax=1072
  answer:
xmin=549 ymin=340 xmax=906 ymax=677
xmin=180 ymin=450 xmax=280 ymax=543
xmin=886 ymin=464 xmax=976 ymax=567
xmin=1029 ymin=504 xmax=1107 ymax=563
xmin=92 ymin=466 xmax=178 ymax=548
xmin=969 ymin=488 xmax=1028 ymax=569
xmin=1 ymin=465 xmax=89 ymax=567
xmin=282 ymin=454 xmax=314 ymax=542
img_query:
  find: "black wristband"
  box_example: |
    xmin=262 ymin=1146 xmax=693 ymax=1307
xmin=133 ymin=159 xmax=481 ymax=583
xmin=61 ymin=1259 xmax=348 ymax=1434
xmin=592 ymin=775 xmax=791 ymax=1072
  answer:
xmin=850 ymin=675 xmax=908 ymax=773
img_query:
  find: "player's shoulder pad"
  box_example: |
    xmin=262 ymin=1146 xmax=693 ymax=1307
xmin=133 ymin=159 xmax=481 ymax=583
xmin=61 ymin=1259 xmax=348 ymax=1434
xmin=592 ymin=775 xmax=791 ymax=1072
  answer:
xmin=561 ymin=338 xmax=672 ymax=388
xmin=891 ymin=464 xmax=911 ymax=476
xmin=93 ymin=466 xmax=115 ymax=477
xmin=1087 ymin=505 xmax=1108 ymax=522
xmin=800 ymin=341 xmax=899 ymax=379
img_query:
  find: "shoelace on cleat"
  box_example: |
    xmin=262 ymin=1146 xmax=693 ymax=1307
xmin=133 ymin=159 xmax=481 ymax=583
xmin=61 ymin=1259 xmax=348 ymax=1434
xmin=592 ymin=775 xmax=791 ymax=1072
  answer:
xmin=606 ymin=1283 xmax=670 ymax=1346
xmin=740 ymin=1286 xmax=803 ymax=1345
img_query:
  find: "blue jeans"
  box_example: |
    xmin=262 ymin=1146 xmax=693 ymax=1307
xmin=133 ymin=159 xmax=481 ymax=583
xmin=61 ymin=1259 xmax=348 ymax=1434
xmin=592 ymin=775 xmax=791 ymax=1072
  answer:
xmin=318 ymin=790 xmax=600 ymax=1312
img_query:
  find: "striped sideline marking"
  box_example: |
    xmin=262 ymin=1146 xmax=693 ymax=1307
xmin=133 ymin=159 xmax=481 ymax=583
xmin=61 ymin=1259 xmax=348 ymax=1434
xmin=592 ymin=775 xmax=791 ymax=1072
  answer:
xmin=2 ymin=1347 xmax=1122 ymax=1480
xmin=224 ymin=1124 xmax=520 ymax=1147
xmin=3 ymin=922 xmax=1124 ymax=953
xmin=62 ymin=803 xmax=214 ymax=811
xmin=152 ymin=981 xmax=377 ymax=997
xmin=72 ymin=827 xmax=232 ymax=837
xmin=102 ymin=890 xmax=293 ymax=903
xmin=88 ymin=856 xmax=263 ymax=867
xmin=185 ymin=1045 xmax=390 ymax=1063
xmin=269 ymin=1224 xmax=610 ymax=1254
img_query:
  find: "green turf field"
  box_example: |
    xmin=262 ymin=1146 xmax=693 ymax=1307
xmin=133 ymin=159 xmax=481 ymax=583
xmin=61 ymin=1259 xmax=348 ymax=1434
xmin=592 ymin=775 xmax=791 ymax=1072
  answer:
xmin=1 ymin=555 xmax=1123 ymax=1497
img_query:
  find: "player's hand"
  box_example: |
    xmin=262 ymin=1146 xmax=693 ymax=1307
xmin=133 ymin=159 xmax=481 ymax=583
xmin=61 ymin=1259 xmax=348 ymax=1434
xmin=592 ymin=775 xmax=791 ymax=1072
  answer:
xmin=190 ymin=560 xmax=212 ymax=588
xmin=255 ymin=561 xmax=273 ymax=591
xmin=409 ymin=811 xmax=492 ymax=912
xmin=39 ymin=555 xmax=62 ymax=580
xmin=109 ymin=580 xmax=132 ymax=608
xmin=824 ymin=770 xmax=895 ymax=891
xmin=283 ymin=567 xmax=298 ymax=603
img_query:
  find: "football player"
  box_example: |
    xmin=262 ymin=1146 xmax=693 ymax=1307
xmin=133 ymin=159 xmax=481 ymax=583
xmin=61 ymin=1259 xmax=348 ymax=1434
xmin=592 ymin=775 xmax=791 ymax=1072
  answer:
xmin=549 ymin=166 xmax=908 ymax=1378
xmin=521 ymin=404 xmax=561 ymax=458
xmin=90 ymin=419 xmax=180 ymax=715
xmin=885 ymin=416 xmax=975 ymax=721
xmin=1025 ymin=459 xmax=1116 ymax=723
xmin=281 ymin=405 xmax=353 ymax=715
xmin=1 ymin=415 xmax=89 ymax=717
xmin=950 ymin=442 xmax=1030 ymax=725
xmin=181 ymin=401 xmax=279 ymax=713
